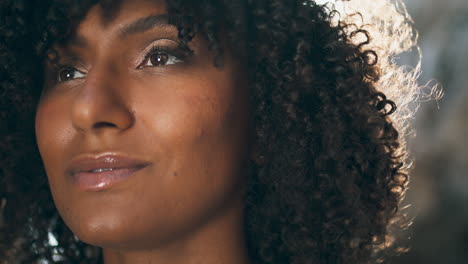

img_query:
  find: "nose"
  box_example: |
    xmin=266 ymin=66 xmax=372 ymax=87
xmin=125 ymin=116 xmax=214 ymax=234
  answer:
xmin=71 ymin=67 xmax=134 ymax=134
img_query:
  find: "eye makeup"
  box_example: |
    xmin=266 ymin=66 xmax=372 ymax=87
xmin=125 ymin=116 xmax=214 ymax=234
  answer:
xmin=134 ymin=38 xmax=193 ymax=69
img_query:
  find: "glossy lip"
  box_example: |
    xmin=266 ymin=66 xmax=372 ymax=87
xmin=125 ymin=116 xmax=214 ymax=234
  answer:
xmin=66 ymin=153 xmax=151 ymax=191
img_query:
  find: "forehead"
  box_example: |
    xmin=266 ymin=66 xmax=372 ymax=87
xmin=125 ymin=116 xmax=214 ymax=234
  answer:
xmin=77 ymin=0 xmax=168 ymax=36
xmin=64 ymin=0 xmax=175 ymax=49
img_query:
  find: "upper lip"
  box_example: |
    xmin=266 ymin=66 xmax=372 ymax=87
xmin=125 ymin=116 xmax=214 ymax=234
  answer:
xmin=66 ymin=153 xmax=151 ymax=175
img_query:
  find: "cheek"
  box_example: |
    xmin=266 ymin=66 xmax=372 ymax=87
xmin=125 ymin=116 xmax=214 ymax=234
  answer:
xmin=137 ymin=77 xmax=237 ymax=147
xmin=35 ymin=97 xmax=77 ymax=219
xmin=35 ymin=97 xmax=73 ymax=180
xmin=137 ymin=78 xmax=241 ymax=200
xmin=115 ymin=77 xmax=248 ymax=244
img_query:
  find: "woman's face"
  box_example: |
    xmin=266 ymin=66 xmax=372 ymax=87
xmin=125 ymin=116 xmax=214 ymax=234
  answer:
xmin=35 ymin=0 xmax=251 ymax=249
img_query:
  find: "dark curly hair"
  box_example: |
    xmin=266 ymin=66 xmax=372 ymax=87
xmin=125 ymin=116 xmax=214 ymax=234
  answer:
xmin=0 ymin=0 xmax=419 ymax=263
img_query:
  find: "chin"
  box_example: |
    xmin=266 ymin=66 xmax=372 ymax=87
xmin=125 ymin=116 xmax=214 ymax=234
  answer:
xmin=70 ymin=215 xmax=131 ymax=248
xmin=66 ymin=210 xmax=173 ymax=250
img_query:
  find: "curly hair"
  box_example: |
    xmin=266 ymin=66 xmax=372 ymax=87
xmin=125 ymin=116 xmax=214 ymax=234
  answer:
xmin=0 ymin=0 xmax=419 ymax=263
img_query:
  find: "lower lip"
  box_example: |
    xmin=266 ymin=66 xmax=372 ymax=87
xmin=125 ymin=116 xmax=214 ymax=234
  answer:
xmin=71 ymin=165 xmax=149 ymax=191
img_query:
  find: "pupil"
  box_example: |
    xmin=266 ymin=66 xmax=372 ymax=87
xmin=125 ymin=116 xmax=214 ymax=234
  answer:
xmin=150 ymin=53 xmax=168 ymax=66
xmin=60 ymin=68 xmax=74 ymax=81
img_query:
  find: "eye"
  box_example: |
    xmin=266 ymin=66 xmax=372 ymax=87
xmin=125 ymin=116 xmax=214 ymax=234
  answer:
xmin=57 ymin=66 xmax=86 ymax=82
xmin=140 ymin=51 xmax=183 ymax=67
xmin=138 ymin=45 xmax=185 ymax=69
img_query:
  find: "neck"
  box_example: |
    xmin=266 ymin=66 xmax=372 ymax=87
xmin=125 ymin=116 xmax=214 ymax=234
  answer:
xmin=102 ymin=198 xmax=251 ymax=264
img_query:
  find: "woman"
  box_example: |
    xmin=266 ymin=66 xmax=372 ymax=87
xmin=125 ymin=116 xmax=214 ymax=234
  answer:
xmin=0 ymin=0 xmax=419 ymax=263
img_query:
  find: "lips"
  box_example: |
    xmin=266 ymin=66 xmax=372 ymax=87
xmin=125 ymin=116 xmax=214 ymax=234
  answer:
xmin=66 ymin=153 xmax=151 ymax=191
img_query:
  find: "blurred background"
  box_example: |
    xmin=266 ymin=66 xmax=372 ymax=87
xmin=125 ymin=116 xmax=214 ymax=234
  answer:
xmin=391 ymin=0 xmax=468 ymax=263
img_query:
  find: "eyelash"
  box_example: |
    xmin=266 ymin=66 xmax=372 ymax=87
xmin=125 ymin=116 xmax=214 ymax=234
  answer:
xmin=55 ymin=44 xmax=188 ymax=83
xmin=137 ymin=44 xmax=187 ymax=69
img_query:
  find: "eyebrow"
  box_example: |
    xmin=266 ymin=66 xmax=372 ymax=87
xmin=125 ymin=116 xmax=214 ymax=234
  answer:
xmin=118 ymin=13 xmax=177 ymax=37
xmin=67 ymin=13 xmax=177 ymax=48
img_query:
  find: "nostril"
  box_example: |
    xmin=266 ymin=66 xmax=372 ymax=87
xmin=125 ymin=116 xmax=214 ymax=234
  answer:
xmin=93 ymin=121 xmax=118 ymax=129
xmin=71 ymin=95 xmax=135 ymax=132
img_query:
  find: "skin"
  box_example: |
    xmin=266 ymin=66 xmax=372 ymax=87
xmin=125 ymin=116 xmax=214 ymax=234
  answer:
xmin=35 ymin=0 xmax=253 ymax=263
